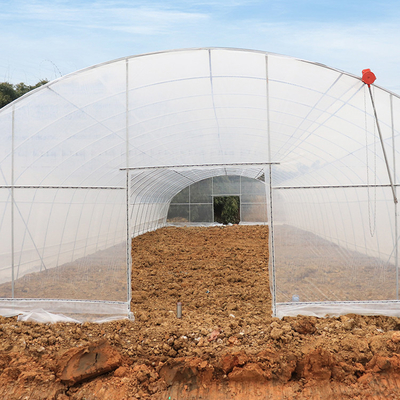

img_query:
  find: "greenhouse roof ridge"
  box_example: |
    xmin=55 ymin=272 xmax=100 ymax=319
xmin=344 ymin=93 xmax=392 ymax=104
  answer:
xmin=2 ymin=47 xmax=400 ymax=114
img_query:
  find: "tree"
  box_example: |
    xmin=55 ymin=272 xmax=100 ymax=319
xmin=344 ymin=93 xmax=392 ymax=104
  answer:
xmin=214 ymin=196 xmax=240 ymax=225
xmin=0 ymin=82 xmax=18 ymax=108
xmin=0 ymin=80 xmax=48 ymax=109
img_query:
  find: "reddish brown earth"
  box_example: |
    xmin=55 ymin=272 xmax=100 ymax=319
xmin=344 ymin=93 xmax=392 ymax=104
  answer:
xmin=1 ymin=225 xmax=400 ymax=399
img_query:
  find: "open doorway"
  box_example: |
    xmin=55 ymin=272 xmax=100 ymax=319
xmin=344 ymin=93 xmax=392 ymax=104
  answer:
xmin=213 ymin=196 xmax=240 ymax=224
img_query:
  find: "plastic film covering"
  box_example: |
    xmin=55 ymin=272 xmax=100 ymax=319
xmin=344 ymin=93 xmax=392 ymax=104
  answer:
xmin=167 ymin=175 xmax=267 ymax=223
xmin=0 ymin=60 xmax=128 ymax=320
xmin=267 ymin=55 xmax=400 ymax=317
xmin=0 ymin=47 xmax=400 ymax=320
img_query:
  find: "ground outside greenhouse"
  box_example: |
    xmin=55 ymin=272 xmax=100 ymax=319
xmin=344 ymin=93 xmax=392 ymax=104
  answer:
xmin=1 ymin=225 xmax=400 ymax=399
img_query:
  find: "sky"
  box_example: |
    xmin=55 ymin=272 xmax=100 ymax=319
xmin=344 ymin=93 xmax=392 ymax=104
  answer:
xmin=1 ymin=0 xmax=400 ymax=93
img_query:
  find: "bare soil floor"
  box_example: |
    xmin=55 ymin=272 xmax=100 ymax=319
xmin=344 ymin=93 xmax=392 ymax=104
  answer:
xmin=1 ymin=225 xmax=400 ymax=399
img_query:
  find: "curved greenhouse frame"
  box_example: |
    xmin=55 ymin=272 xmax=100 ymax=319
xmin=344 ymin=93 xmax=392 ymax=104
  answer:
xmin=1 ymin=47 xmax=400 ymax=320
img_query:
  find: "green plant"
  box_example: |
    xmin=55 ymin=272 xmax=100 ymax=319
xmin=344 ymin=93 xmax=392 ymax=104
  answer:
xmin=214 ymin=196 xmax=240 ymax=224
xmin=0 ymin=80 xmax=48 ymax=108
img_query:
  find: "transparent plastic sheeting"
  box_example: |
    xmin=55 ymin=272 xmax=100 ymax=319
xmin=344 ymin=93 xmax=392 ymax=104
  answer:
xmin=276 ymin=301 xmax=400 ymax=319
xmin=0 ymin=300 xmax=129 ymax=322
xmin=1 ymin=47 xmax=400 ymax=320
xmin=167 ymin=175 xmax=267 ymax=224
xmin=128 ymin=166 xmax=266 ymax=236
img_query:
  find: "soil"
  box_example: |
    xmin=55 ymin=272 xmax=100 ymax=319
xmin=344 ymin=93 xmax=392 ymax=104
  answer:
xmin=1 ymin=225 xmax=400 ymax=399
xmin=273 ymin=224 xmax=397 ymax=303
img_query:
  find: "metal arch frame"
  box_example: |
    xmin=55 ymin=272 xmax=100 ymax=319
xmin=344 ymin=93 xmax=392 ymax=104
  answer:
xmin=3 ymin=47 xmax=400 ymax=114
xmin=2 ymin=47 xmax=400 ymax=320
xmin=120 ymin=162 xmax=279 ymax=171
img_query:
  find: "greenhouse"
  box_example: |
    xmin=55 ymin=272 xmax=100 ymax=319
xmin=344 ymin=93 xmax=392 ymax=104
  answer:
xmin=167 ymin=175 xmax=268 ymax=224
xmin=0 ymin=47 xmax=399 ymax=321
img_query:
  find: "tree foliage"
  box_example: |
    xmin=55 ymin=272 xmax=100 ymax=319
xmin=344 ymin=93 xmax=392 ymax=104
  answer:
xmin=0 ymin=80 xmax=48 ymax=109
xmin=214 ymin=196 xmax=240 ymax=225
xmin=0 ymin=82 xmax=17 ymax=108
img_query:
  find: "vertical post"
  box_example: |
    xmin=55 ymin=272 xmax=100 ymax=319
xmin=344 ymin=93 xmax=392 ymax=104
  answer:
xmin=265 ymin=55 xmax=277 ymax=316
xmin=396 ymin=202 xmax=398 ymax=301
xmin=212 ymin=177 xmax=214 ymax=223
xmin=11 ymin=107 xmax=15 ymax=298
xmin=391 ymin=95 xmax=398 ymax=299
xmin=125 ymin=59 xmax=132 ymax=317
xmin=267 ymin=165 xmax=277 ymax=317
xmin=126 ymin=169 xmax=131 ymax=311
xmin=396 ymin=203 xmax=398 ymax=301
xmin=239 ymin=175 xmax=242 ymax=222
xmin=189 ymin=184 xmax=191 ymax=223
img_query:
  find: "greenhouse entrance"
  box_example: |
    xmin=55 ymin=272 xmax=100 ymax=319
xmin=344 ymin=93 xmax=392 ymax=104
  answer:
xmin=166 ymin=175 xmax=268 ymax=225
xmin=213 ymin=196 xmax=240 ymax=225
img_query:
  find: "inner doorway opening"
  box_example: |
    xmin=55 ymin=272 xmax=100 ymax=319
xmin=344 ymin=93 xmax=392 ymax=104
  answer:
xmin=213 ymin=196 xmax=240 ymax=225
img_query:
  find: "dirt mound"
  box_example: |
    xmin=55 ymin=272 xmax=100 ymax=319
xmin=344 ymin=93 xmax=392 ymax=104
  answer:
xmin=1 ymin=225 xmax=400 ymax=399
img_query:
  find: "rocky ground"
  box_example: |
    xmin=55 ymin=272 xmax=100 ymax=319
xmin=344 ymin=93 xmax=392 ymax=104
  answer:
xmin=1 ymin=225 xmax=400 ymax=399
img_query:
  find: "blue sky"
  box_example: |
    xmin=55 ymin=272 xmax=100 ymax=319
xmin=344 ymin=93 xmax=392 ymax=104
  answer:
xmin=1 ymin=0 xmax=400 ymax=93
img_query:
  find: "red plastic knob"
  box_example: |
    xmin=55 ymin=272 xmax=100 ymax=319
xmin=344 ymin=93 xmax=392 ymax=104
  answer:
xmin=362 ymin=69 xmax=376 ymax=85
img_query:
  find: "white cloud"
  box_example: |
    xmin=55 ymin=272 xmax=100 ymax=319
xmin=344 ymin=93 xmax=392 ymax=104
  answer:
xmin=3 ymin=1 xmax=209 ymax=33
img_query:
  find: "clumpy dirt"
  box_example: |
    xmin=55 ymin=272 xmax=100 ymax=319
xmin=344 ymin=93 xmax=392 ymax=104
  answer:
xmin=2 ymin=225 xmax=400 ymax=399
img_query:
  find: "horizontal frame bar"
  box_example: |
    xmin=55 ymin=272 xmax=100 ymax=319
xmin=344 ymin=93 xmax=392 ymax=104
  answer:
xmin=278 ymin=299 xmax=400 ymax=306
xmin=0 ymin=185 xmax=125 ymax=190
xmin=0 ymin=298 xmax=129 ymax=322
xmin=273 ymin=183 xmax=400 ymax=190
xmin=276 ymin=299 xmax=400 ymax=318
xmin=120 ymin=162 xmax=280 ymax=171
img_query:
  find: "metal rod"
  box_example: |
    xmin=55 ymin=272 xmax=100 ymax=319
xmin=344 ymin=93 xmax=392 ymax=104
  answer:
xmin=265 ymin=55 xmax=277 ymax=317
xmin=239 ymin=175 xmax=242 ymax=221
xmin=125 ymin=58 xmax=133 ymax=318
xmin=266 ymin=55 xmax=272 ymax=165
xmin=13 ymin=201 xmax=47 ymax=272
xmin=274 ymin=183 xmax=400 ymax=190
xmin=390 ymin=94 xmax=399 ymax=300
xmin=11 ymin=107 xmax=15 ymax=299
xmin=396 ymin=198 xmax=399 ymax=301
xmin=368 ymin=85 xmax=398 ymax=204
xmin=120 ymin=162 xmax=280 ymax=171
xmin=276 ymin=299 xmax=400 ymax=306
xmin=177 ymin=302 xmax=182 ymax=318
xmin=0 ymin=185 xmax=125 ymax=189
xmin=268 ymin=165 xmax=277 ymax=317
xmin=212 ymin=176 xmax=214 ymax=223
xmin=126 ymin=169 xmax=132 ymax=310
